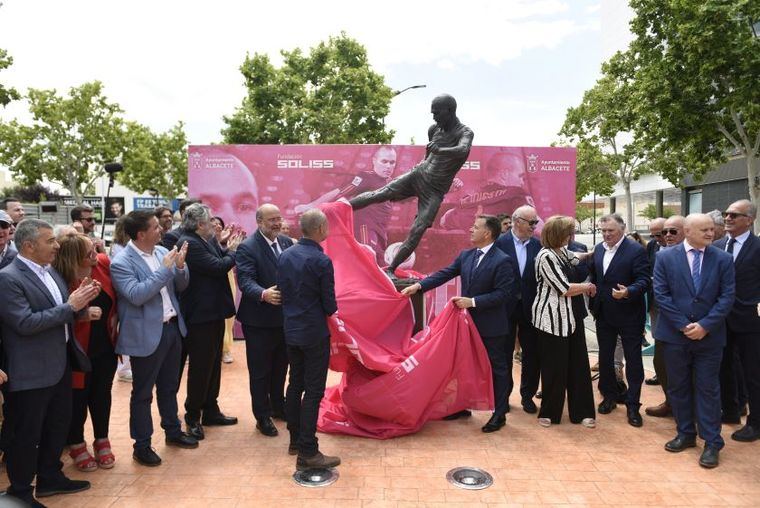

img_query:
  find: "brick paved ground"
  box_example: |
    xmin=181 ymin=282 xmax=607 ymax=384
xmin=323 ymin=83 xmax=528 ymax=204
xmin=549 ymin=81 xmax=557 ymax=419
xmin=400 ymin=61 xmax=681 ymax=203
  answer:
xmin=2 ymin=338 xmax=759 ymax=507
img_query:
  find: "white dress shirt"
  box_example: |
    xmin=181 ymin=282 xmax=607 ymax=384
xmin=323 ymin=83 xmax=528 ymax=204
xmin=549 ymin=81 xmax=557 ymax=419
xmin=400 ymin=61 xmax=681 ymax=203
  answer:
xmin=602 ymin=235 xmax=625 ymax=275
xmin=16 ymin=253 xmax=69 ymax=341
xmin=724 ymin=230 xmax=750 ymax=262
xmin=470 ymin=242 xmax=495 ymax=308
xmin=128 ymin=241 xmax=178 ymax=322
xmin=512 ymin=234 xmax=530 ymax=276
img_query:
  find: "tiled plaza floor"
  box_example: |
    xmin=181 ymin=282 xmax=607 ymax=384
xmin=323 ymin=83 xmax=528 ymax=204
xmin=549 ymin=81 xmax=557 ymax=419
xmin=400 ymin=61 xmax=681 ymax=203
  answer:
xmin=2 ymin=339 xmax=759 ymax=507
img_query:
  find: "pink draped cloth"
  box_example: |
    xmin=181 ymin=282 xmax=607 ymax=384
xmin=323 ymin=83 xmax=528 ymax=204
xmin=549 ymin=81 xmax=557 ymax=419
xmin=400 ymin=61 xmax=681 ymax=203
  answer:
xmin=317 ymin=200 xmax=494 ymax=439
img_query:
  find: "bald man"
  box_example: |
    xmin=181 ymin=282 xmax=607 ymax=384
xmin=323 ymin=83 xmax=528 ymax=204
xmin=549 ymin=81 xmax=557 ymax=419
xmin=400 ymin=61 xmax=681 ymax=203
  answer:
xmin=350 ymin=94 xmax=474 ymax=277
xmin=654 ymin=213 xmax=735 ymax=468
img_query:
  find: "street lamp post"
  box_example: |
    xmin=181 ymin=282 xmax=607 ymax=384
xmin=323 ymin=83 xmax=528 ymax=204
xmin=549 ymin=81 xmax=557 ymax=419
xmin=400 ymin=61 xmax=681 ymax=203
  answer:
xmin=393 ymin=84 xmax=426 ymax=97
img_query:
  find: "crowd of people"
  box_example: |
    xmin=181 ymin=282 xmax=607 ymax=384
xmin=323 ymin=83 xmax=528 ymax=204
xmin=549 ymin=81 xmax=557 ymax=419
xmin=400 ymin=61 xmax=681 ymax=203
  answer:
xmin=0 ymin=193 xmax=757 ymax=506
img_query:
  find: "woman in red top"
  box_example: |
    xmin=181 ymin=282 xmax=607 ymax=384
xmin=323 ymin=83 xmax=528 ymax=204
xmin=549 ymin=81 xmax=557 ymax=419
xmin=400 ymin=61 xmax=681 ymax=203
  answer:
xmin=53 ymin=233 xmax=118 ymax=471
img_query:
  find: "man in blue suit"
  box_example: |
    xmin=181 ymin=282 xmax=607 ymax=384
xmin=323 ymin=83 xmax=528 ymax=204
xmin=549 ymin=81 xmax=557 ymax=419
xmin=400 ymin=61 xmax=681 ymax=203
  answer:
xmin=494 ymin=205 xmax=541 ymax=413
xmin=278 ymin=209 xmax=340 ymax=471
xmin=588 ymin=213 xmax=650 ymax=427
xmin=111 ymin=210 xmax=199 ymax=467
xmin=403 ymin=215 xmax=516 ymax=432
xmin=654 ymin=213 xmax=735 ymax=468
xmin=0 ymin=219 xmax=99 ymax=506
xmin=715 ymin=200 xmax=760 ymax=442
xmin=236 ymin=203 xmax=294 ymax=438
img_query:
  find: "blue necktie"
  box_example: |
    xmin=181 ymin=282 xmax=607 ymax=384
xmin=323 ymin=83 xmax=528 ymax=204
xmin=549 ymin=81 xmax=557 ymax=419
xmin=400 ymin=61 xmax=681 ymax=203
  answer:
xmin=271 ymin=242 xmax=280 ymax=258
xmin=470 ymin=249 xmax=483 ymax=284
xmin=691 ymin=250 xmax=701 ymax=291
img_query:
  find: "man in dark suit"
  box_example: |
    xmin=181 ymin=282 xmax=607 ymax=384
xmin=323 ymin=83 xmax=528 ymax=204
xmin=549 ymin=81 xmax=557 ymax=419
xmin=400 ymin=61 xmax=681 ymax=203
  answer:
xmin=494 ymin=205 xmax=541 ymax=413
xmin=403 ymin=215 xmax=516 ymax=432
xmin=278 ymin=209 xmax=340 ymax=470
xmin=236 ymin=204 xmax=293 ymax=437
xmin=654 ymin=213 xmax=735 ymax=468
xmin=568 ymin=237 xmax=590 ymax=321
xmin=177 ymin=204 xmax=242 ymax=440
xmin=111 ymin=211 xmax=199 ymax=467
xmin=589 ymin=213 xmax=650 ymax=427
xmin=0 ymin=219 xmax=100 ymax=506
xmin=715 ymin=199 xmax=760 ymax=441
xmin=0 ymin=210 xmax=17 ymax=270
xmin=161 ymin=198 xmax=201 ymax=250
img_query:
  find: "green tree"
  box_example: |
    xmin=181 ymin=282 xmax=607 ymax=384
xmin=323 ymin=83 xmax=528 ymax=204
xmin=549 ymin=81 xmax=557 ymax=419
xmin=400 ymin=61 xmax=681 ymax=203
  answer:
xmin=614 ymin=0 xmax=760 ymax=229
xmin=559 ymin=57 xmax=650 ymax=228
xmin=120 ymin=122 xmax=188 ymax=201
xmin=0 ymin=81 xmax=126 ymax=203
xmin=1 ymin=183 xmax=62 ymax=203
xmin=0 ymin=48 xmax=20 ymax=107
xmin=638 ymin=203 xmax=675 ymax=221
xmin=222 ymin=33 xmax=394 ymax=144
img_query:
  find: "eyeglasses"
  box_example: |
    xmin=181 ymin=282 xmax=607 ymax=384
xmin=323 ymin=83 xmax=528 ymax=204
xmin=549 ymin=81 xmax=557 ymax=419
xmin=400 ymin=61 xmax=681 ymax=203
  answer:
xmin=723 ymin=212 xmax=749 ymax=219
xmin=663 ymin=228 xmax=680 ymax=236
xmin=515 ymin=217 xmax=540 ymax=227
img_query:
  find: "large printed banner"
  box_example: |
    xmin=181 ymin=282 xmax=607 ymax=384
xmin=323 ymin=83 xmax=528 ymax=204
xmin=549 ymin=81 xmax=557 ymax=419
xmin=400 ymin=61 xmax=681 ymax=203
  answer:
xmin=187 ymin=144 xmax=576 ymax=277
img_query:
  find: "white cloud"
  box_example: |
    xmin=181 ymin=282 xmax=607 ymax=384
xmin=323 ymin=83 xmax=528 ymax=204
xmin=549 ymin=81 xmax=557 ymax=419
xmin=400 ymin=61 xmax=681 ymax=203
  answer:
xmin=0 ymin=0 xmax=599 ymax=146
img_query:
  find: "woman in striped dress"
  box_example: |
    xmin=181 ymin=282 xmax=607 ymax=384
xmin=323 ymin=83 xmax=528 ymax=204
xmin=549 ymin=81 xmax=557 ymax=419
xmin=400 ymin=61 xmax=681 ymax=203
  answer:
xmin=532 ymin=215 xmax=597 ymax=428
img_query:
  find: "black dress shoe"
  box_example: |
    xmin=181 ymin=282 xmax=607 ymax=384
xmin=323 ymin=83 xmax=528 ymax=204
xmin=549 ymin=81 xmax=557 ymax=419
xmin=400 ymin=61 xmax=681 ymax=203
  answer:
xmin=699 ymin=446 xmax=720 ymax=468
xmin=442 ymin=409 xmax=472 ymax=420
xmin=186 ymin=419 xmax=205 ymax=440
xmin=645 ymin=375 xmax=660 ymax=386
xmin=598 ymin=398 xmax=617 ymax=414
xmin=166 ymin=432 xmax=200 ymax=449
xmin=202 ymin=413 xmax=238 ymax=426
xmin=664 ymin=435 xmax=697 ymax=452
xmin=256 ymin=418 xmax=279 ymax=437
xmin=627 ymin=407 xmax=643 ymax=427
xmin=522 ymin=398 xmax=538 ymax=414
xmin=36 ymin=478 xmax=91 ymax=498
xmin=721 ymin=413 xmax=741 ymax=424
xmin=731 ymin=424 xmax=760 ymax=442
xmin=481 ymin=413 xmax=506 ymax=433
xmin=133 ymin=447 xmax=162 ymax=467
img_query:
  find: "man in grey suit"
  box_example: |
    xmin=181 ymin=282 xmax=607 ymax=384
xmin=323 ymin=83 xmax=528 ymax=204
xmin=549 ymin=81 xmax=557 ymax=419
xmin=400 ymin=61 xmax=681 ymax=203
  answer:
xmin=111 ymin=210 xmax=199 ymax=467
xmin=0 ymin=219 xmax=100 ymax=507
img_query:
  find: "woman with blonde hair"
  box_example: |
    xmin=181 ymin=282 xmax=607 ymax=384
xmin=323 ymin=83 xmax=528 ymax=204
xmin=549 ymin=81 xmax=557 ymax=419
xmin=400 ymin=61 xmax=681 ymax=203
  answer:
xmin=53 ymin=233 xmax=119 ymax=471
xmin=532 ymin=215 xmax=597 ymax=428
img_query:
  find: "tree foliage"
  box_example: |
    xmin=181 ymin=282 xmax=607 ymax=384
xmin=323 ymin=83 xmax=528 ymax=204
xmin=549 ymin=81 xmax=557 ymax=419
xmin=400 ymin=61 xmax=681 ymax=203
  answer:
xmin=612 ymin=0 xmax=760 ymax=228
xmin=0 ymin=81 xmax=188 ymax=203
xmin=1 ymin=183 xmax=62 ymax=203
xmin=0 ymin=48 xmax=20 ymax=107
xmin=559 ymin=53 xmax=650 ymax=228
xmin=222 ymin=33 xmax=394 ymax=144
xmin=120 ymin=122 xmax=188 ymax=201
xmin=638 ymin=203 xmax=675 ymax=221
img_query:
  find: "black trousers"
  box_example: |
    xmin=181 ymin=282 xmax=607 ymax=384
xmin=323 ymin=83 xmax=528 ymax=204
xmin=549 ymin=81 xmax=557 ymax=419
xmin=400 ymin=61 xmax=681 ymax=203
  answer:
xmin=67 ymin=351 xmax=118 ymax=444
xmin=243 ymin=325 xmax=288 ymax=422
xmin=481 ymin=334 xmax=510 ymax=416
xmin=180 ymin=320 xmax=225 ymax=420
xmin=596 ymin=318 xmax=645 ymax=407
xmin=5 ymin=365 xmax=71 ymax=500
xmin=130 ymin=320 xmax=183 ymax=449
xmin=286 ymin=339 xmax=330 ymax=457
xmin=721 ymin=328 xmax=759 ymax=425
xmin=538 ymin=327 xmax=596 ymax=424
xmin=509 ymin=304 xmax=539 ymax=401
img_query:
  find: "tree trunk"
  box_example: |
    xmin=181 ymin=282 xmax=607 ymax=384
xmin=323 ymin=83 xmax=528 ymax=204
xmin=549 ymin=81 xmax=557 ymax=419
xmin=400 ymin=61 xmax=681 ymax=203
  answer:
xmin=748 ymin=155 xmax=760 ymax=233
xmin=623 ymin=179 xmax=635 ymax=232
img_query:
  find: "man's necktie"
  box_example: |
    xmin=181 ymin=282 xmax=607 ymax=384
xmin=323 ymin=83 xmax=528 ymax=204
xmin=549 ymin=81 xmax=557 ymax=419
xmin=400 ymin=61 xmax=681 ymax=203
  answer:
xmin=271 ymin=242 xmax=280 ymax=258
xmin=470 ymin=249 xmax=483 ymax=284
xmin=727 ymin=238 xmax=736 ymax=256
xmin=691 ymin=250 xmax=701 ymax=291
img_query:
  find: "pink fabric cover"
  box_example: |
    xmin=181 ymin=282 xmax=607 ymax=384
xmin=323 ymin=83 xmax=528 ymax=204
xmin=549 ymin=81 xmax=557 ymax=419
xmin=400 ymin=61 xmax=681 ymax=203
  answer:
xmin=317 ymin=200 xmax=494 ymax=439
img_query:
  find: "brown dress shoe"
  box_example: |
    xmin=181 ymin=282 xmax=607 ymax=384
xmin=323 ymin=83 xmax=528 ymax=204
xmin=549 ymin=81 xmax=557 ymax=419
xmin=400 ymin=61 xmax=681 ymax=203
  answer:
xmin=645 ymin=401 xmax=672 ymax=418
xmin=296 ymin=451 xmax=341 ymax=471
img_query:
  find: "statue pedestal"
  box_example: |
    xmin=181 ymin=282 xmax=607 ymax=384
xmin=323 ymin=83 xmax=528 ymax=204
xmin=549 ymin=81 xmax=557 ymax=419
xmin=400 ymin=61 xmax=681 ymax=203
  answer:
xmin=393 ymin=279 xmax=426 ymax=334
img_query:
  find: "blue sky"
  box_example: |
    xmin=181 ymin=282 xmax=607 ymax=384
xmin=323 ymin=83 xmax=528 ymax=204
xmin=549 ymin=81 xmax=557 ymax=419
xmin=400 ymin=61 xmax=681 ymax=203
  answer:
xmin=0 ymin=0 xmax=610 ymax=148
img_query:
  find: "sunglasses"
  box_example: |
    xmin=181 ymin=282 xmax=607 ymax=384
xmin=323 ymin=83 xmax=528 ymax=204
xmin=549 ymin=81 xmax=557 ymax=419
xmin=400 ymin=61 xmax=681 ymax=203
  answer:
xmin=663 ymin=228 xmax=680 ymax=236
xmin=652 ymin=232 xmax=663 ymax=237
xmin=723 ymin=212 xmax=749 ymax=219
xmin=80 ymin=217 xmax=96 ymax=222
xmin=515 ymin=217 xmax=540 ymax=227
